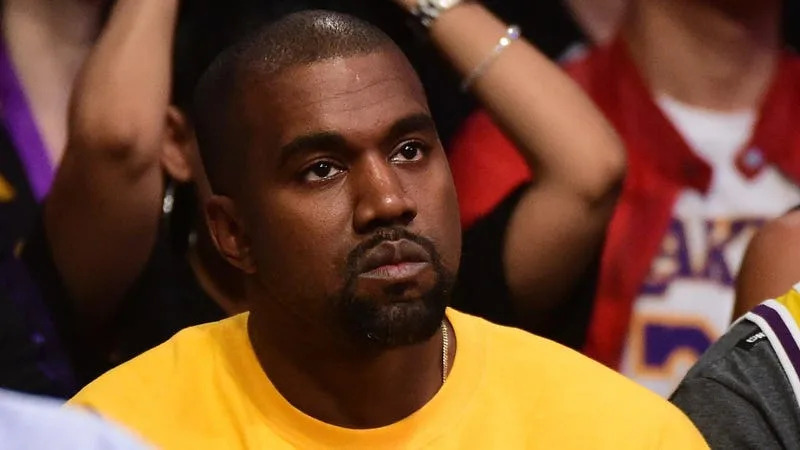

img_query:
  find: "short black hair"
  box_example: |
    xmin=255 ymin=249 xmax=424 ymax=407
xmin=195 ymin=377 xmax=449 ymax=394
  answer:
xmin=192 ymin=10 xmax=398 ymax=194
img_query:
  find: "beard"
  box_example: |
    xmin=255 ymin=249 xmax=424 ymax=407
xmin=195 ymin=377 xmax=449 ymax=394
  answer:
xmin=331 ymin=227 xmax=456 ymax=350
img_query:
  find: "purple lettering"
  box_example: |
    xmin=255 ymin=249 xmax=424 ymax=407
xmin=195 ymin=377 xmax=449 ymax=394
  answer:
xmin=701 ymin=219 xmax=763 ymax=286
xmin=641 ymin=220 xmax=691 ymax=296
xmin=643 ymin=323 xmax=713 ymax=368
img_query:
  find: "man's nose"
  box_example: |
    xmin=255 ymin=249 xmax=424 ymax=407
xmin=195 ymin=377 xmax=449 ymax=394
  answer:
xmin=352 ymin=154 xmax=418 ymax=234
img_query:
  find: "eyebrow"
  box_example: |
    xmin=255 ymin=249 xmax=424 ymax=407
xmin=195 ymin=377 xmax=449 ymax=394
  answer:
xmin=278 ymin=132 xmax=349 ymax=166
xmin=380 ymin=113 xmax=437 ymax=149
xmin=277 ymin=113 xmax=437 ymax=166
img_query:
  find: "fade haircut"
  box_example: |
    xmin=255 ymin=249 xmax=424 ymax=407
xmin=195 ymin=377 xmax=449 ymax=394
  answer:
xmin=192 ymin=10 xmax=398 ymax=195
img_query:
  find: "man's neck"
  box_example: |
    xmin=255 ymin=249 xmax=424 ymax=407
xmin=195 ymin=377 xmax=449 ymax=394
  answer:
xmin=248 ymin=304 xmax=453 ymax=429
xmin=2 ymin=0 xmax=106 ymax=164
xmin=623 ymin=0 xmax=782 ymax=111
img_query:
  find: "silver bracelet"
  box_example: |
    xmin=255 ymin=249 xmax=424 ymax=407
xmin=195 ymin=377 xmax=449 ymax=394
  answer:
xmin=460 ymin=25 xmax=521 ymax=92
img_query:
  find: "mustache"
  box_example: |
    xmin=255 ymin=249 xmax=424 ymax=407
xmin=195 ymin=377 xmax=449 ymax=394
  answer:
xmin=345 ymin=227 xmax=440 ymax=274
xmin=336 ymin=226 xmax=454 ymax=348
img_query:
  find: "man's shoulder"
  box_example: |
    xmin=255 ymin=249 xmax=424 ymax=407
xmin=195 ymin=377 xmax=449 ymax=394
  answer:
xmin=683 ymin=318 xmax=767 ymax=379
xmin=457 ymin=311 xmax=694 ymax=413
xmin=454 ymin=311 xmax=706 ymax=446
xmin=691 ymin=288 xmax=800 ymax=387
xmin=682 ymin=294 xmax=800 ymax=399
xmin=670 ymin=306 xmax=800 ymax=447
xmin=670 ymin=318 xmax=775 ymax=403
xmin=70 ymin=314 xmax=246 ymax=410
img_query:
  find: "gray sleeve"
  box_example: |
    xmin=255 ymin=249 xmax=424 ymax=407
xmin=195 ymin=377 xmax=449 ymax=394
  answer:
xmin=670 ymin=377 xmax=781 ymax=450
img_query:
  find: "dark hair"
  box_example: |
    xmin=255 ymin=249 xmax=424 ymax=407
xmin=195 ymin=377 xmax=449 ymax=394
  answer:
xmin=191 ymin=9 xmax=397 ymax=194
xmin=171 ymin=0 xmax=313 ymax=110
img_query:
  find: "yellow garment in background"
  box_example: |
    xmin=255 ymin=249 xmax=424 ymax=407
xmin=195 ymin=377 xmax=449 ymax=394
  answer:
xmin=71 ymin=309 xmax=708 ymax=449
xmin=0 ymin=174 xmax=15 ymax=202
xmin=779 ymin=284 xmax=800 ymax=321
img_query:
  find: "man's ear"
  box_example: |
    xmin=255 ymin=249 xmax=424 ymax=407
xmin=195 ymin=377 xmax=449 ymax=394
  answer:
xmin=160 ymin=106 xmax=194 ymax=183
xmin=206 ymin=195 xmax=257 ymax=274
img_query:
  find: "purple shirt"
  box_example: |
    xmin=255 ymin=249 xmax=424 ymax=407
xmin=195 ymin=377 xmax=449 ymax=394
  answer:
xmin=0 ymin=38 xmax=54 ymax=201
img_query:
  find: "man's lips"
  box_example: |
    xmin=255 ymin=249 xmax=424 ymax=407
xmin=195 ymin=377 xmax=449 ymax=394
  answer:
xmin=357 ymin=239 xmax=432 ymax=280
xmin=359 ymin=262 xmax=431 ymax=280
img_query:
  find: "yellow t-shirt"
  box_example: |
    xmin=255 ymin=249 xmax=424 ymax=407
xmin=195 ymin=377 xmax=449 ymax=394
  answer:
xmin=71 ymin=309 xmax=707 ymax=449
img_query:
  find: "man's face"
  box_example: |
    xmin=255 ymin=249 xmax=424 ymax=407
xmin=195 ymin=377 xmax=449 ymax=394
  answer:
xmin=228 ymin=49 xmax=461 ymax=348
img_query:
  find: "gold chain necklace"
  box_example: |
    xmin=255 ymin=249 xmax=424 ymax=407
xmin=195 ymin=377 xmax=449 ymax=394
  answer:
xmin=441 ymin=320 xmax=449 ymax=385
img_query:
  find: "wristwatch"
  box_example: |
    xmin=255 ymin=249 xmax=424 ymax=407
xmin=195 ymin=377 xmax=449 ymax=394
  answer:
xmin=414 ymin=0 xmax=465 ymax=27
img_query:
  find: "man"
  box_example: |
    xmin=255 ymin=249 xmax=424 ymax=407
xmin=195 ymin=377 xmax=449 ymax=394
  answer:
xmin=0 ymin=389 xmax=149 ymax=449
xmin=448 ymin=0 xmax=800 ymax=395
xmin=27 ymin=0 xmax=625 ymax=395
xmin=69 ymin=11 xmax=705 ymax=449
xmin=671 ymin=283 xmax=800 ymax=448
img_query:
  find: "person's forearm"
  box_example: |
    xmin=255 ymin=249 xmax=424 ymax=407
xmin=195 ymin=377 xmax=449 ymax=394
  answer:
xmin=67 ymin=0 xmax=179 ymax=170
xmin=426 ymin=3 xmax=625 ymax=202
xmin=46 ymin=0 xmax=180 ymax=323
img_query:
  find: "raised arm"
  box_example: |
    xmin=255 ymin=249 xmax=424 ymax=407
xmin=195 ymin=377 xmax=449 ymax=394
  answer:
xmin=44 ymin=0 xmax=181 ymax=324
xmin=394 ymin=1 xmax=626 ymax=325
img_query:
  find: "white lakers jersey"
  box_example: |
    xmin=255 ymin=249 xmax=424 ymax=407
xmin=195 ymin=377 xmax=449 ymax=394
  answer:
xmin=620 ymin=95 xmax=800 ymax=396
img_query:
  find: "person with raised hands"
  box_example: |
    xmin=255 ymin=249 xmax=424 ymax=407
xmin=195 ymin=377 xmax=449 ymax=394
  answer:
xmin=448 ymin=0 xmax=800 ymax=398
xmin=389 ymin=0 xmax=627 ymax=347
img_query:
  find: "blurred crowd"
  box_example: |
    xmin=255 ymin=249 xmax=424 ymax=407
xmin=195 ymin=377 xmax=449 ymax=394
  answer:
xmin=2 ymin=0 xmax=800 ymax=448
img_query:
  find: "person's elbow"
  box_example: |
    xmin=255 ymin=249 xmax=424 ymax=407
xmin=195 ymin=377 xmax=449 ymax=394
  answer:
xmin=67 ymin=97 xmax=164 ymax=180
xmin=583 ymin=131 xmax=627 ymax=210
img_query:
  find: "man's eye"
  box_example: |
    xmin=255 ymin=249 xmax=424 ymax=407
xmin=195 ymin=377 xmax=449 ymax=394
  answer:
xmin=391 ymin=142 xmax=425 ymax=163
xmin=302 ymin=161 xmax=344 ymax=182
